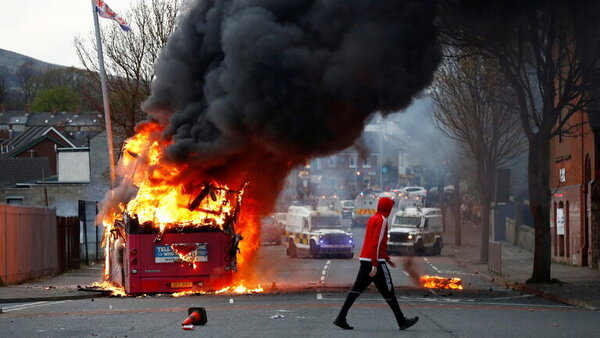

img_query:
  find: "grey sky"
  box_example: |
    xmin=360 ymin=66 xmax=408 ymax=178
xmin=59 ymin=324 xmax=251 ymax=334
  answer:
xmin=0 ymin=0 xmax=138 ymax=67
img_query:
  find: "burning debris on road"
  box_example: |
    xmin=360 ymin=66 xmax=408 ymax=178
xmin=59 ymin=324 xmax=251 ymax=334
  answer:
xmin=98 ymin=0 xmax=440 ymax=295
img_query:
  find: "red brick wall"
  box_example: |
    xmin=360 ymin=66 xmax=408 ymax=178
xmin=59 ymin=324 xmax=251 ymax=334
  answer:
xmin=15 ymin=138 xmax=58 ymax=175
xmin=549 ymin=110 xmax=595 ymax=266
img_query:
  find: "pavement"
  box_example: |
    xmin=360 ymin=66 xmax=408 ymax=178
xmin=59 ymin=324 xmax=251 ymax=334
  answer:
xmin=444 ymin=219 xmax=600 ymax=311
xmin=0 ymin=263 xmax=106 ymax=304
xmin=1 ymin=220 xmax=599 ymax=311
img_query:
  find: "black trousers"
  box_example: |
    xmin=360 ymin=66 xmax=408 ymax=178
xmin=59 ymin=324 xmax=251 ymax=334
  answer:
xmin=350 ymin=261 xmax=396 ymax=298
xmin=336 ymin=260 xmax=405 ymax=325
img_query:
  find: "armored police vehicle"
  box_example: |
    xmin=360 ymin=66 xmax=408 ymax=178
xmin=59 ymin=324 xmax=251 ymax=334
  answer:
xmin=387 ymin=207 xmax=443 ymax=256
xmin=285 ymin=205 xmax=354 ymax=259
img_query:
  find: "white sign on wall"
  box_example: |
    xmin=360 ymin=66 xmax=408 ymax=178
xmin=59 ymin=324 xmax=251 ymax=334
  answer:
xmin=559 ymin=168 xmax=566 ymax=183
xmin=556 ymin=208 xmax=565 ymax=235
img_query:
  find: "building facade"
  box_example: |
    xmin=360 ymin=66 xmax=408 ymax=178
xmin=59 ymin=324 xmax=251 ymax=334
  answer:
xmin=549 ymin=110 xmax=599 ymax=267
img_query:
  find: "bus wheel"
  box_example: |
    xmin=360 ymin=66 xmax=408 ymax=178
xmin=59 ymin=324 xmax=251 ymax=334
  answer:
xmin=287 ymin=239 xmax=297 ymax=258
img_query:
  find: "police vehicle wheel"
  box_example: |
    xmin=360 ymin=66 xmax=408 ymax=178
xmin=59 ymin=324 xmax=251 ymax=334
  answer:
xmin=309 ymin=241 xmax=319 ymax=259
xmin=287 ymin=239 xmax=297 ymax=258
xmin=433 ymin=239 xmax=442 ymax=256
xmin=414 ymin=239 xmax=425 ymax=256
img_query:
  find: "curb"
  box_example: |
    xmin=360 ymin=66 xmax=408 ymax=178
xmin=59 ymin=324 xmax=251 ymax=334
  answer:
xmin=0 ymin=291 xmax=107 ymax=304
xmin=448 ymin=251 xmax=599 ymax=311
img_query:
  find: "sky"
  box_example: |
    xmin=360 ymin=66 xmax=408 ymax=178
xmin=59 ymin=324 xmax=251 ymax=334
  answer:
xmin=0 ymin=0 xmax=139 ymax=68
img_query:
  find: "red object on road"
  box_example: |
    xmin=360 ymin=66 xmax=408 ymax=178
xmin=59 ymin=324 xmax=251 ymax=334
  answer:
xmin=182 ymin=307 xmax=208 ymax=326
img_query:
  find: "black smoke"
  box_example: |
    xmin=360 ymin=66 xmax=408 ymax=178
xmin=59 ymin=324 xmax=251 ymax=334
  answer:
xmin=141 ymin=0 xmax=440 ymax=213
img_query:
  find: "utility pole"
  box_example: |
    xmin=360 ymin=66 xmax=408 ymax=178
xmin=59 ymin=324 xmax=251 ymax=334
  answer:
xmin=90 ymin=0 xmax=116 ymax=186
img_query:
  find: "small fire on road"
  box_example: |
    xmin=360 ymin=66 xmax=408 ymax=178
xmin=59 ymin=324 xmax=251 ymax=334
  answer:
xmin=172 ymin=284 xmax=265 ymax=297
xmin=419 ymin=275 xmax=463 ymax=290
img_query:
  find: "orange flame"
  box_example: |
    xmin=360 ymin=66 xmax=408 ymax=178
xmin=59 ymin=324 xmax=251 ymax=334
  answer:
xmin=172 ymin=283 xmax=264 ymax=297
xmin=419 ymin=275 xmax=463 ymax=290
xmin=91 ymin=281 xmax=128 ymax=297
xmin=99 ymin=122 xmax=261 ymax=293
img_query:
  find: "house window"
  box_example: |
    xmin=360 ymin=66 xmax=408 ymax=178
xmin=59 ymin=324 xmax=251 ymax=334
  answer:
xmin=6 ymin=197 xmax=23 ymax=206
xmin=313 ymin=159 xmax=321 ymax=169
xmin=362 ymin=157 xmax=371 ymax=168
xmin=349 ymin=155 xmax=357 ymax=168
xmin=328 ymin=156 xmax=336 ymax=167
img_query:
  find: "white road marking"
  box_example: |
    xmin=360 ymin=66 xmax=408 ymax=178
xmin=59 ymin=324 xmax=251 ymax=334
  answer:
xmin=318 ymin=260 xmax=331 ymax=285
xmin=489 ymin=294 xmax=535 ymax=301
xmin=316 ymin=293 xmax=323 ymax=300
xmin=423 ymin=257 xmax=442 ymax=273
xmin=402 ymin=270 xmax=410 ymax=277
xmin=1 ymin=300 xmax=71 ymax=312
xmin=316 ymin=295 xmax=572 ymax=308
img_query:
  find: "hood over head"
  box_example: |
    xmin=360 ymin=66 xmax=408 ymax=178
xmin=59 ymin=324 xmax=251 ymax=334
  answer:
xmin=377 ymin=197 xmax=394 ymax=217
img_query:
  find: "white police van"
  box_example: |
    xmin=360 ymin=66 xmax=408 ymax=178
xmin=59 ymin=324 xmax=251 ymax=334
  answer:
xmin=387 ymin=207 xmax=443 ymax=256
xmin=285 ymin=205 xmax=354 ymax=259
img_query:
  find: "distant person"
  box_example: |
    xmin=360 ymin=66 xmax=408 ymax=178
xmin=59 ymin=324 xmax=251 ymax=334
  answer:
xmin=333 ymin=197 xmax=419 ymax=331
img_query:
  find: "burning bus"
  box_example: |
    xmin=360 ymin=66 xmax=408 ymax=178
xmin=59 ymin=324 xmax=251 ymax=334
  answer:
xmin=98 ymin=124 xmax=259 ymax=295
xmin=107 ymin=182 xmax=247 ymax=294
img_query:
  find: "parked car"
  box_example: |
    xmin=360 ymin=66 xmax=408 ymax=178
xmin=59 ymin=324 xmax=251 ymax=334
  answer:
xmin=340 ymin=200 xmax=355 ymax=219
xmin=260 ymin=216 xmax=282 ymax=245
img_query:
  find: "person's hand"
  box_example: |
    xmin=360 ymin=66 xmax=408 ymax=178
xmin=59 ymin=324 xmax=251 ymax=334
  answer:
xmin=387 ymin=260 xmax=396 ymax=268
xmin=369 ymin=266 xmax=377 ymax=277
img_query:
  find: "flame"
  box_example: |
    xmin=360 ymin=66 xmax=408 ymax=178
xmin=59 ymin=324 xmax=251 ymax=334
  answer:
xmin=172 ymin=283 xmax=264 ymax=297
xmin=91 ymin=281 xmax=128 ymax=297
xmin=99 ymin=122 xmax=261 ymax=294
xmin=419 ymin=275 xmax=463 ymax=290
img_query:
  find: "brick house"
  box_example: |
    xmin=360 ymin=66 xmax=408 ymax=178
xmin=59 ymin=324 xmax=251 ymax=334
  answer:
xmin=549 ymin=110 xmax=598 ymax=267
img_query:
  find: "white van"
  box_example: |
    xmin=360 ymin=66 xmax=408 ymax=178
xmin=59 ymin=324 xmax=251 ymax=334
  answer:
xmin=387 ymin=207 xmax=443 ymax=256
xmin=285 ymin=205 xmax=354 ymax=259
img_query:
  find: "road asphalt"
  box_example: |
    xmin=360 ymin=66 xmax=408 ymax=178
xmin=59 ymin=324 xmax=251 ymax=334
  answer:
xmin=1 ymin=220 xmax=599 ymax=311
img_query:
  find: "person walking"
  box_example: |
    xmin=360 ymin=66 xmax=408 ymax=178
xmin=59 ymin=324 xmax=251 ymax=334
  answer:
xmin=333 ymin=197 xmax=419 ymax=331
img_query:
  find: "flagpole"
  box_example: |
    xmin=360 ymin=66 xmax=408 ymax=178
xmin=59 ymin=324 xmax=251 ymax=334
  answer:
xmin=91 ymin=0 xmax=117 ymax=186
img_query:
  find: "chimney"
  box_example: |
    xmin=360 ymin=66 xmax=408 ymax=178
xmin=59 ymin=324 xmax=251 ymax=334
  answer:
xmin=51 ymin=105 xmax=56 ymax=114
xmin=24 ymin=104 xmax=31 ymax=115
xmin=74 ymin=105 xmax=80 ymax=115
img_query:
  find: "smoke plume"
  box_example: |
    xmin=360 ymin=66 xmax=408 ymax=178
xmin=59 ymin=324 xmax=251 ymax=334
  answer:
xmin=140 ymin=0 xmax=440 ymax=213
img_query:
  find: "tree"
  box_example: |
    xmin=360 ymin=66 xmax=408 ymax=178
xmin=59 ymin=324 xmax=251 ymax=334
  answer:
xmin=439 ymin=1 xmax=600 ymax=281
xmin=432 ymin=55 xmax=526 ymax=262
xmin=74 ymin=0 xmax=180 ymax=146
xmin=16 ymin=60 xmax=44 ymax=106
xmin=31 ymin=86 xmax=79 ymax=112
xmin=0 ymin=66 xmax=8 ymax=106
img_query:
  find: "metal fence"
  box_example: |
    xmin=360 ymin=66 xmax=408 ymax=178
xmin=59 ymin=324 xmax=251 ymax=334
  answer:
xmin=488 ymin=240 xmax=502 ymax=275
xmin=78 ymin=200 xmax=103 ymax=265
xmin=0 ymin=205 xmax=59 ymax=284
xmin=57 ymin=216 xmax=80 ymax=272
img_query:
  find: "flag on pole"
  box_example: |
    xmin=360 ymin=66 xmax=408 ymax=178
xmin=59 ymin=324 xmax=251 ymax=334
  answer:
xmin=96 ymin=0 xmax=131 ymax=32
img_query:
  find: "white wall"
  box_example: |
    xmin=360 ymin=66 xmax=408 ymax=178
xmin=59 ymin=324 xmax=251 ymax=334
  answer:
xmin=58 ymin=150 xmax=90 ymax=182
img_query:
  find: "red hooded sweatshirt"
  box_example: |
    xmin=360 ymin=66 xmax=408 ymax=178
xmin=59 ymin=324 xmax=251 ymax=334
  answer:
xmin=359 ymin=197 xmax=394 ymax=266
